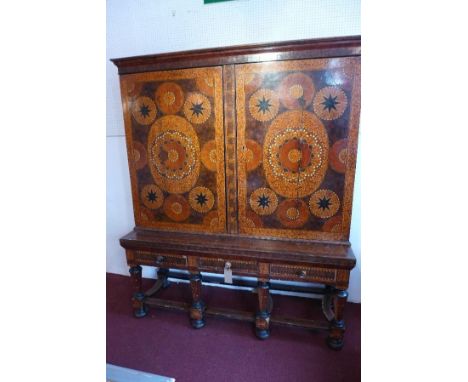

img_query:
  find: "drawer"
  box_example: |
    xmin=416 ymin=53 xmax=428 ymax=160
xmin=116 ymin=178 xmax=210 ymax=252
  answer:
xmin=134 ymin=251 xmax=187 ymax=269
xmin=270 ymin=264 xmax=337 ymax=283
xmin=198 ymin=257 xmax=257 ymax=276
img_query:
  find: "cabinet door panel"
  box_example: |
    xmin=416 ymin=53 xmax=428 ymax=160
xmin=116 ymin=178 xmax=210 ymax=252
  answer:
xmin=235 ymin=58 xmax=360 ymax=240
xmin=120 ymin=67 xmax=226 ymax=233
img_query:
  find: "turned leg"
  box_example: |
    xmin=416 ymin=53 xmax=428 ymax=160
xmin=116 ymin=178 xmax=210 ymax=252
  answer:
xmin=189 ymin=272 xmax=205 ymax=329
xmin=255 ymin=281 xmax=271 ymax=340
xmin=327 ymin=288 xmax=348 ymax=350
xmin=129 ymin=265 xmax=147 ymax=318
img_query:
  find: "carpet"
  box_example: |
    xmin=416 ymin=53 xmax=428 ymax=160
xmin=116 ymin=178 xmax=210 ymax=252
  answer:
xmin=107 ymin=273 xmax=360 ymax=382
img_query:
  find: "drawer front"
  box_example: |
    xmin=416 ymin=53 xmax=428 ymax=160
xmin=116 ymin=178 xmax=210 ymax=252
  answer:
xmin=198 ymin=257 xmax=257 ymax=275
xmin=134 ymin=251 xmax=187 ymax=269
xmin=270 ymin=264 xmax=337 ymax=283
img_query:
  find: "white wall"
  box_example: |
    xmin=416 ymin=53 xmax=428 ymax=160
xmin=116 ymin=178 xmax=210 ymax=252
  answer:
xmin=107 ymin=0 xmax=361 ymax=302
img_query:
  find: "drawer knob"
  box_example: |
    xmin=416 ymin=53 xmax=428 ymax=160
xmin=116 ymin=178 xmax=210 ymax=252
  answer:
xmin=297 ymin=270 xmax=307 ymax=278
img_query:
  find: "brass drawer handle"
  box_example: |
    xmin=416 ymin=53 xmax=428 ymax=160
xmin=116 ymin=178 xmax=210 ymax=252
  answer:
xmin=297 ymin=270 xmax=307 ymax=278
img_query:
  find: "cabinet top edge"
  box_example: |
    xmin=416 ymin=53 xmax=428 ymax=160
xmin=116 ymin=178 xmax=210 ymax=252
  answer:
xmin=110 ymin=35 xmax=361 ymax=75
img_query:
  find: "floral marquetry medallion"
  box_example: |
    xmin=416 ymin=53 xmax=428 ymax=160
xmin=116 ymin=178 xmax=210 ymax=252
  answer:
xmin=120 ymin=67 xmax=226 ymax=233
xmin=236 ymin=58 xmax=360 ymax=240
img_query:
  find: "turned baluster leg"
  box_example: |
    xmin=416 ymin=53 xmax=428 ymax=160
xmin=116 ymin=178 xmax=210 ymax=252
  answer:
xmin=189 ymin=272 xmax=205 ymax=329
xmin=255 ymin=281 xmax=271 ymax=339
xmin=327 ymin=289 xmax=348 ymax=350
xmin=129 ymin=265 xmax=147 ymax=318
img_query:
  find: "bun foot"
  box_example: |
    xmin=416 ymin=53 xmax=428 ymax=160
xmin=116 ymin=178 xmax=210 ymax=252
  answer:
xmin=132 ymin=291 xmax=147 ymax=318
xmin=191 ymin=318 xmax=206 ymax=329
xmin=327 ymin=336 xmax=344 ymax=350
xmin=189 ymin=300 xmax=205 ymax=329
xmin=255 ymin=328 xmax=270 ymax=340
xmin=133 ymin=305 xmax=148 ymax=318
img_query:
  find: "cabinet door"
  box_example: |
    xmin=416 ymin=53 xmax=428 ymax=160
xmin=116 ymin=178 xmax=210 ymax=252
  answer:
xmin=235 ymin=58 xmax=360 ymax=241
xmin=120 ymin=67 xmax=226 ymax=233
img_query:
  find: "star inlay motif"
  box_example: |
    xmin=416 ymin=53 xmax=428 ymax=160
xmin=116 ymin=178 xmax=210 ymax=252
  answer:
xmin=256 ymin=96 xmax=272 ymax=114
xmin=317 ymin=197 xmax=331 ymax=210
xmin=190 ymin=102 xmax=204 ymax=117
xmin=146 ymin=190 xmax=157 ymax=203
xmin=139 ymin=104 xmax=151 ymax=118
xmin=321 ymin=95 xmax=339 ymax=112
xmin=257 ymin=194 xmax=270 ymax=209
xmin=195 ymin=193 xmax=208 ymax=206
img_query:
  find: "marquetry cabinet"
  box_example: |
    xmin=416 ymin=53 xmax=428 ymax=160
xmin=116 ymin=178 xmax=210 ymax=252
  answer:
xmin=112 ymin=36 xmax=361 ymax=350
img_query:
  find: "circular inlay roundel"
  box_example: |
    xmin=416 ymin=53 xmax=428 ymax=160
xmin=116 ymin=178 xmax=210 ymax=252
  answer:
xmin=276 ymin=199 xmax=310 ymax=228
xmin=329 ymin=139 xmax=348 ymax=174
xmin=189 ymin=186 xmax=215 ymax=213
xmin=322 ymin=215 xmax=343 ymax=233
xmin=139 ymin=207 xmax=154 ymax=223
xmin=140 ymin=184 xmax=163 ymax=210
xmin=243 ymin=73 xmax=262 ymax=94
xmin=249 ymin=187 xmax=278 ymax=216
xmin=244 ymin=139 xmax=262 ymax=172
xmin=155 ymin=82 xmax=184 ymax=115
xmin=132 ymin=141 xmax=147 ymax=170
xmin=131 ymin=96 xmax=157 ymax=125
xmin=200 ymin=140 xmax=218 ymax=172
xmin=203 ymin=210 xmax=219 ymax=228
xmin=309 ymin=189 xmax=340 ymax=219
xmin=147 ymin=115 xmax=200 ymax=194
xmin=163 ymin=194 xmax=190 ymax=222
xmin=183 ymin=92 xmax=211 ymax=124
xmin=313 ymin=86 xmax=348 ymax=121
xmin=196 ymin=75 xmax=215 ymax=97
xmin=263 ymin=110 xmax=329 ymax=198
xmin=249 ymin=88 xmax=279 ymax=122
xmin=127 ymin=81 xmax=142 ymax=98
xmin=241 ymin=210 xmax=263 ymax=229
xmin=278 ymin=73 xmax=315 ymax=110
